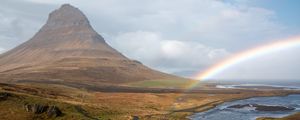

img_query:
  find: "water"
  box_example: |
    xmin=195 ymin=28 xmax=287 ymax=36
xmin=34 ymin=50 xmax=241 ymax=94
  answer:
xmin=216 ymin=84 xmax=300 ymax=90
xmin=190 ymin=94 xmax=300 ymax=120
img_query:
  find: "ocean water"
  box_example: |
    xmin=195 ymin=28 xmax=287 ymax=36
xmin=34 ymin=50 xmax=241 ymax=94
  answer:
xmin=189 ymin=94 xmax=300 ymax=120
xmin=216 ymin=84 xmax=300 ymax=90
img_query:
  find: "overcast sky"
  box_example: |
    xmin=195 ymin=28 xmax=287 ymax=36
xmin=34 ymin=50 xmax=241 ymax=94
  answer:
xmin=0 ymin=0 xmax=300 ymax=81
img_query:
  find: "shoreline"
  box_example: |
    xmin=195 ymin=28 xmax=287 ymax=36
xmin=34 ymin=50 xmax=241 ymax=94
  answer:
xmin=179 ymin=90 xmax=300 ymax=120
xmin=256 ymin=112 xmax=300 ymax=120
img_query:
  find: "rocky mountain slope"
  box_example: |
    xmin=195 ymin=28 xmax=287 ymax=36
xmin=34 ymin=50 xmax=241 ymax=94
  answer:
xmin=0 ymin=4 xmax=180 ymax=86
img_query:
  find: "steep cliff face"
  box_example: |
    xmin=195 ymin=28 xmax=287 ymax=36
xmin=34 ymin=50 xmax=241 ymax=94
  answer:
xmin=0 ymin=4 xmax=179 ymax=84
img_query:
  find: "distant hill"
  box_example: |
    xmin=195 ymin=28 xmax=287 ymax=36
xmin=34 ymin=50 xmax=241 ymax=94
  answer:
xmin=0 ymin=4 xmax=187 ymax=87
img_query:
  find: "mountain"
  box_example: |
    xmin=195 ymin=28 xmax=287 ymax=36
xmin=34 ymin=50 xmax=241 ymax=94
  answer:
xmin=0 ymin=4 xmax=181 ymax=86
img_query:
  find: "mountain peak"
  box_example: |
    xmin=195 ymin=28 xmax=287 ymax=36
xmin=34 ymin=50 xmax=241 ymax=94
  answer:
xmin=60 ymin=3 xmax=75 ymax=8
xmin=0 ymin=4 xmax=179 ymax=84
xmin=45 ymin=4 xmax=90 ymax=29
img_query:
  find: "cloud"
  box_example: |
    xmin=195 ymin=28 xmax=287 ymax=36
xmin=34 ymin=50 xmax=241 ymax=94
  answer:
xmin=0 ymin=0 xmax=299 ymax=79
xmin=22 ymin=0 xmax=287 ymax=47
xmin=0 ymin=0 xmax=45 ymax=49
xmin=216 ymin=47 xmax=300 ymax=80
xmin=24 ymin=0 xmax=62 ymax=4
xmin=109 ymin=31 xmax=230 ymax=75
xmin=0 ymin=47 xmax=5 ymax=53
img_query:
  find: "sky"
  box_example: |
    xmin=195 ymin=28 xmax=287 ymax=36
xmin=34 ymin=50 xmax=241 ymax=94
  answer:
xmin=0 ymin=0 xmax=300 ymax=81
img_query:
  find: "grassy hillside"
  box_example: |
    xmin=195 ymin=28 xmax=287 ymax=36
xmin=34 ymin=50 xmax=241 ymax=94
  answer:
xmin=125 ymin=79 xmax=198 ymax=89
xmin=0 ymin=91 xmax=97 ymax=120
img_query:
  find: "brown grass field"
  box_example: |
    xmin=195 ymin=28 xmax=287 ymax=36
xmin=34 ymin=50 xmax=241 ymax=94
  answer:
xmin=1 ymin=82 xmax=300 ymax=120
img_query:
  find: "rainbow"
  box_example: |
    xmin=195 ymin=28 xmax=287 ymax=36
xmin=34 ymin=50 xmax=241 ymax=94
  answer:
xmin=194 ymin=36 xmax=300 ymax=81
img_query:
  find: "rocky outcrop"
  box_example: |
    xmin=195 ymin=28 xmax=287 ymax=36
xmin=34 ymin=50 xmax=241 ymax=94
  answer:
xmin=24 ymin=104 xmax=62 ymax=117
xmin=132 ymin=116 xmax=139 ymax=120
xmin=33 ymin=104 xmax=49 ymax=114
xmin=228 ymin=104 xmax=295 ymax=111
xmin=0 ymin=92 xmax=10 ymax=101
xmin=74 ymin=106 xmax=99 ymax=120
xmin=47 ymin=106 xmax=62 ymax=117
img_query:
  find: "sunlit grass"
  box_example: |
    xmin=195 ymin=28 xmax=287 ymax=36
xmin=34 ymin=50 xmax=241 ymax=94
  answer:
xmin=126 ymin=79 xmax=198 ymax=89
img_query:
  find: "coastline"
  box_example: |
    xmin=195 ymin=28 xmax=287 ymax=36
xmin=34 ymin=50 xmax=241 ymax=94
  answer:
xmin=179 ymin=90 xmax=300 ymax=120
xmin=256 ymin=112 xmax=300 ymax=120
